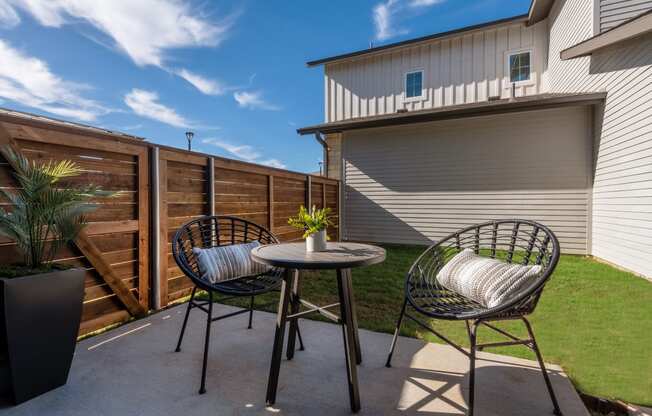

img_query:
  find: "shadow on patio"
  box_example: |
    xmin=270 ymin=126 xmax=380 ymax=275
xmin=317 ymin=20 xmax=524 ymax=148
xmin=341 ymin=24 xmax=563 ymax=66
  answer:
xmin=0 ymin=303 xmax=588 ymax=416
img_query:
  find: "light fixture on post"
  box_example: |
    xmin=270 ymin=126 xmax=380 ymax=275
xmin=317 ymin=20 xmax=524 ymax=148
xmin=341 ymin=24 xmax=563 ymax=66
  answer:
xmin=185 ymin=131 xmax=194 ymax=151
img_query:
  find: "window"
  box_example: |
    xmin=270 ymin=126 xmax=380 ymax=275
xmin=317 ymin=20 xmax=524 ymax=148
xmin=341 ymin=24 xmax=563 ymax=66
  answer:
xmin=405 ymin=70 xmax=423 ymax=99
xmin=508 ymin=51 xmax=531 ymax=83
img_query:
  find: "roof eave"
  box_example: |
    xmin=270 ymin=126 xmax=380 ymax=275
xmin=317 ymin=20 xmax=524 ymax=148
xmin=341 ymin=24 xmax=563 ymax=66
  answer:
xmin=560 ymin=9 xmax=652 ymax=60
xmin=527 ymin=0 xmax=555 ymax=26
xmin=297 ymin=92 xmax=607 ymax=136
xmin=306 ymin=14 xmax=529 ymax=68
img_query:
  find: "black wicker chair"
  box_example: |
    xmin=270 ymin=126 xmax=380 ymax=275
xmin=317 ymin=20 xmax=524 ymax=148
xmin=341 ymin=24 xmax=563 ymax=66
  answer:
xmin=386 ymin=219 xmax=562 ymax=416
xmin=172 ymin=215 xmax=302 ymax=394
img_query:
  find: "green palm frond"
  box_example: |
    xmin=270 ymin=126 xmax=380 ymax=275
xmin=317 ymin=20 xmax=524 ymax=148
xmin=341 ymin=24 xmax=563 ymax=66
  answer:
xmin=0 ymin=146 xmax=113 ymax=269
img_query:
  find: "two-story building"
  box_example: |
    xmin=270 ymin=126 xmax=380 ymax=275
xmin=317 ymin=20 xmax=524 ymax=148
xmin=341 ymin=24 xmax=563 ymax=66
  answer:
xmin=299 ymin=0 xmax=652 ymax=278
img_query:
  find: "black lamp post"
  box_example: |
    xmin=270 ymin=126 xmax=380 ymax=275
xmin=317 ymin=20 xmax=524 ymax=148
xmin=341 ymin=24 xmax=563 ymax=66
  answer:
xmin=185 ymin=131 xmax=194 ymax=151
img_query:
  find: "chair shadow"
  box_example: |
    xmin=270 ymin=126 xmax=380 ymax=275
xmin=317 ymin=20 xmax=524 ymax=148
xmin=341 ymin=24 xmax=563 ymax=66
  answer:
xmin=364 ymin=340 xmax=569 ymax=416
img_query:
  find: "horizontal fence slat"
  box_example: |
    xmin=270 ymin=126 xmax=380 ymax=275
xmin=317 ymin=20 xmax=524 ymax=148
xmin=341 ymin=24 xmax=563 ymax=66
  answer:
xmin=0 ymin=114 xmax=340 ymax=336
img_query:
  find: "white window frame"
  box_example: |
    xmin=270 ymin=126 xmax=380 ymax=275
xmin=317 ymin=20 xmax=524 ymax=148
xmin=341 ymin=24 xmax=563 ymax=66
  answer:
xmin=404 ymin=69 xmax=426 ymax=102
xmin=504 ymin=49 xmax=535 ymax=87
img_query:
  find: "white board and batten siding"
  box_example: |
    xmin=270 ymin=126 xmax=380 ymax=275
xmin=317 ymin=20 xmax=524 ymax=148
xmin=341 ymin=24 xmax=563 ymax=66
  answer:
xmin=596 ymin=0 xmax=652 ymax=32
xmin=342 ymin=107 xmax=593 ymax=254
xmin=548 ymin=0 xmax=652 ymax=276
xmin=324 ymin=20 xmax=549 ymax=123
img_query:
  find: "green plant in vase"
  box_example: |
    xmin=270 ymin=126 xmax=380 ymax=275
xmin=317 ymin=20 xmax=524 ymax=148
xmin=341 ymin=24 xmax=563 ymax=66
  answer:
xmin=288 ymin=205 xmax=333 ymax=252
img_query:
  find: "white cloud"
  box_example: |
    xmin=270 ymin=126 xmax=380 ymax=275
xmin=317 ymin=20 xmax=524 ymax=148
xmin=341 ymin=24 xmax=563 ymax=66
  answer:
xmin=0 ymin=39 xmax=109 ymax=121
xmin=121 ymin=123 xmax=143 ymax=131
xmin=233 ymin=91 xmax=280 ymax=111
xmin=373 ymin=0 xmax=405 ymax=41
xmin=6 ymin=0 xmax=233 ymax=68
xmin=0 ymin=0 xmax=19 ymax=28
xmin=202 ymin=138 xmax=260 ymax=161
xmin=202 ymin=137 xmax=286 ymax=169
xmin=176 ymin=68 xmax=227 ymax=96
xmin=373 ymin=0 xmax=444 ymax=41
xmin=124 ymin=89 xmax=188 ymax=127
xmin=409 ymin=0 xmax=443 ymax=7
xmin=260 ymin=159 xmax=286 ymax=169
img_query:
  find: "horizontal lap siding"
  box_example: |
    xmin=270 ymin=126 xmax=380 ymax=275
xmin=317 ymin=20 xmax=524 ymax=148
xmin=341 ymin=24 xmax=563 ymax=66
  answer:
xmin=599 ymin=0 xmax=652 ymax=32
xmin=343 ymin=107 xmax=591 ymax=254
xmin=548 ymin=0 xmax=652 ymax=277
xmin=324 ymin=21 xmax=548 ymax=122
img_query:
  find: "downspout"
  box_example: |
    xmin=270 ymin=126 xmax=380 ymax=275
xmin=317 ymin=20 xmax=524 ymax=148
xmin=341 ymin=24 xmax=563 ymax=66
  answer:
xmin=314 ymin=131 xmax=329 ymax=177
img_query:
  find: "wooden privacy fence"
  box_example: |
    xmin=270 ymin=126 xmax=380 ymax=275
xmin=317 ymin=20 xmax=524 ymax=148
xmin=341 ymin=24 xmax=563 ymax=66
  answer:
xmin=0 ymin=111 xmax=339 ymax=336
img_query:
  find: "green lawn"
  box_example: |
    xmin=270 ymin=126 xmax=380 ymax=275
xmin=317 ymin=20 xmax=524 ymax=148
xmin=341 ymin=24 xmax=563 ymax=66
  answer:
xmin=213 ymin=244 xmax=652 ymax=406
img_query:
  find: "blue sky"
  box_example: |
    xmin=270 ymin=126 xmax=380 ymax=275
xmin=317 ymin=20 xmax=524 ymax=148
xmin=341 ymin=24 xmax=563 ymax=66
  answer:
xmin=0 ymin=0 xmax=529 ymax=173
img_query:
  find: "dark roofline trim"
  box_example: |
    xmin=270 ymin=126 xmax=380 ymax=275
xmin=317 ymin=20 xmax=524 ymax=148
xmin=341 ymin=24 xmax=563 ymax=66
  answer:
xmin=297 ymin=92 xmax=606 ymax=135
xmin=306 ymin=14 xmax=528 ymax=67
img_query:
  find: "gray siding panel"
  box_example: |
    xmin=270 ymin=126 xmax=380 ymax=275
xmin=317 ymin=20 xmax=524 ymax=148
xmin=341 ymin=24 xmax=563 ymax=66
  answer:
xmin=599 ymin=0 xmax=652 ymax=31
xmin=548 ymin=0 xmax=652 ymax=276
xmin=343 ymin=107 xmax=592 ymax=254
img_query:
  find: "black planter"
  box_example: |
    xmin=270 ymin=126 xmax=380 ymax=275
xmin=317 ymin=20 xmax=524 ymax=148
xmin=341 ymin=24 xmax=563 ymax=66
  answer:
xmin=0 ymin=268 xmax=85 ymax=404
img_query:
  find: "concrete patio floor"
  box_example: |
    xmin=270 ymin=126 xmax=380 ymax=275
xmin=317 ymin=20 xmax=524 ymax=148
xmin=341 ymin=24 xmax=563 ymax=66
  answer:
xmin=1 ymin=303 xmax=588 ymax=416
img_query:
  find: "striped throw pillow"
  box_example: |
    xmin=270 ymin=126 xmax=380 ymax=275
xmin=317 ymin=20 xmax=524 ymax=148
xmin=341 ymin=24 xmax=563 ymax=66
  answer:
xmin=192 ymin=241 xmax=271 ymax=284
xmin=436 ymin=248 xmax=542 ymax=308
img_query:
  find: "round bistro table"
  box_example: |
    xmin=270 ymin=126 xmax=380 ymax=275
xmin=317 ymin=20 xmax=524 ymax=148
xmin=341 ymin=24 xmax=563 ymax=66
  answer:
xmin=251 ymin=242 xmax=386 ymax=413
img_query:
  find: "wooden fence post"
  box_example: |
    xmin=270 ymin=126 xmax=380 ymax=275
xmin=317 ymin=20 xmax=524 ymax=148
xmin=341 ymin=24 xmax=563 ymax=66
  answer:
xmin=208 ymin=158 xmax=215 ymax=216
xmin=306 ymin=176 xmax=312 ymax=210
xmin=158 ymin=156 xmax=169 ymax=308
xmin=137 ymin=148 xmax=150 ymax=309
xmin=151 ymin=147 xmax=161 ymax=310
xmin=268 ymin=175 xmax=274 ymax=232
xmin=337 ymin=180 xmax=342 ymax=241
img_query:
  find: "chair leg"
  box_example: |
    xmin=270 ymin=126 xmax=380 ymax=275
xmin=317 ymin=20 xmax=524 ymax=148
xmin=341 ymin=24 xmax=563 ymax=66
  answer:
xmin=385 ymin=298 xmax=408 ymax=368
xmin=199 ymin=291 xmax=213 ymax=395
xmin=175 ymin=286 xmax=197 ymax=352
xmin=522 ymin=318 xmax=562 ymax=416
xmin=467 ymin=320 xmax=480 ymax=416
xmin=247 ymin=295 xmax=254 ymax=329
xmin=296 ymin=322 xmax=305 ymax=351
xmin=286 ymin=270 xmax=302 ymax=360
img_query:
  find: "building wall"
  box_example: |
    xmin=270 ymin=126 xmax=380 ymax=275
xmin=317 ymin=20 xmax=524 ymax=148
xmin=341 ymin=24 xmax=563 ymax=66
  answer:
xmin=342 ymin=107 xmax=593 ymax=254
xmin=597 ymin=0 xmax=652 ymax=32
xmin=324 ymin=20 xmax=549 ymax=122
xmin=326 ymin=133 xmax=342 ymax=179
xmin=548 ymin=0 xmax=652 ymax=276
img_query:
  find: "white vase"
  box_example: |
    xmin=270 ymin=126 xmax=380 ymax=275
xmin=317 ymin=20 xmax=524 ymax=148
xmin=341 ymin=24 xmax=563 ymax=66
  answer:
xmin=306 ymin=230 xmax=327 ymax=252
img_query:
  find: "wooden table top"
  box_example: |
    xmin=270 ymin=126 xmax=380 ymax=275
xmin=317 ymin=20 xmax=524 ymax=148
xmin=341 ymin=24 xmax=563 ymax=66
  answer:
xmin=250 ymin=242 xmax=386 ymax=270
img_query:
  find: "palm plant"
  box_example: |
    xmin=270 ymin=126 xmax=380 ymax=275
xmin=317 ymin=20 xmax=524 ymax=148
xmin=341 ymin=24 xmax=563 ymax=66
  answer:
xmin=0 ymin=148 xmax=112 ymax=270
xmin=288 ymin=205 xmax=333 ymax=239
